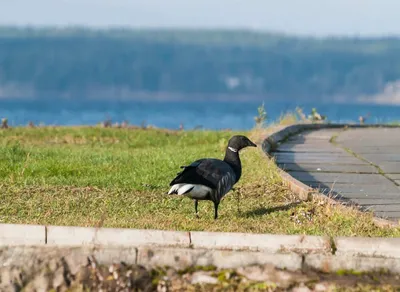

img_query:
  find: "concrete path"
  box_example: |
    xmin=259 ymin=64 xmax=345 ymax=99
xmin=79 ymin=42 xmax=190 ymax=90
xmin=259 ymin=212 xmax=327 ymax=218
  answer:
xmin=272 ymin=127 xmax=400 ymax=222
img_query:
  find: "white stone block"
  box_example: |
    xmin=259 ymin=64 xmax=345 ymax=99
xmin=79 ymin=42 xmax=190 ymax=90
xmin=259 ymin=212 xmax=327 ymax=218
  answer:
xmin=305 ymin=254 xmax=400 ymax=273
xmin=46 ymin=225 xmax=190 ymax=247
xmin=0 ymin=224 xmax=45 ymax=245
xmin=137 ymin=247 xmax=303 ymax=270
xmin=190 ymin=231 xmax=330 ymax=254
xmin=335 ymin=237 xmax=400 ymax=258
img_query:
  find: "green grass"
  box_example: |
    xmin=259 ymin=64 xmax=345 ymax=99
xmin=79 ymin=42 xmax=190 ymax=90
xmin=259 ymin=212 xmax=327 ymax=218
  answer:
xmin=0 ymin=126 xmax=399 ymax=237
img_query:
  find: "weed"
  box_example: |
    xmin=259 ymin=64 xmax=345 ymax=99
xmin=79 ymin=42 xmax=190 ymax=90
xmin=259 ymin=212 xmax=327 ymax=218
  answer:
xmin=295 ymin=107 xmax=308 ymax=122
xmin=254 ymin=102 xmax=268 ymax=128
xmin=308 ymin=108 xmax=327 ymax=123
xmin=1 ymin=117 xmax=9 ymax=129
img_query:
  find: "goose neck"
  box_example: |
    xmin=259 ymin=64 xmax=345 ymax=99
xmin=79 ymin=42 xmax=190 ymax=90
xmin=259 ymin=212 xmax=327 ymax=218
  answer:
xmin=223 ymin=148 xmax=241 ymax=180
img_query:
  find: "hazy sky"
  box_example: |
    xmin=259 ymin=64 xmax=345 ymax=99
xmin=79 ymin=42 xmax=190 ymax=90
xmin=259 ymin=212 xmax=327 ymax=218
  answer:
xmin=0 ymin=0 xmax=399 ymax=37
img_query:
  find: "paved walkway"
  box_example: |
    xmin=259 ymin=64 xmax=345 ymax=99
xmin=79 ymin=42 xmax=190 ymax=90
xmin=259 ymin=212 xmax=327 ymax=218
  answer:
xmin=272 ymin=127 xmax=400 ymax=222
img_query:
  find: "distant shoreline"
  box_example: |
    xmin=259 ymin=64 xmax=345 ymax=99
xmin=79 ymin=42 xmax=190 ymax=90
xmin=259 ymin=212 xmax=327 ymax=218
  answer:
xmin=1 ymin=95 xmax=400 ymax=106
xmin=1 ymin=26 xmax=400 ymax=106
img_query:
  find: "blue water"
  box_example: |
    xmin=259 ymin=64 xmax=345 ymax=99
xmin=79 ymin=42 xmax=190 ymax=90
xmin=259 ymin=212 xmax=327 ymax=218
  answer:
xmin=1 ymin=99 xmax=400 ymax=130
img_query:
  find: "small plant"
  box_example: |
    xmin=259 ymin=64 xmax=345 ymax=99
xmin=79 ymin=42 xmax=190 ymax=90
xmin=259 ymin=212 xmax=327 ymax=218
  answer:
xmin=101 ymin=119 xmax=112 ymax=128
xmin=295 ymin=107 xmax=308 ymax=122
xmin=1 ymin=118 xmax=9 ymax=129
xmin=254 ymin=102 xmax=267 ymax=127
xmin=359 ymin=113 xmax=370 ymax=125
xmin=278 ymin=111 xmax=298 ymax=126
xmin=308 ymin=108 xmax=327 ymax=123
xmin=121 ymin=120 xmax=129 ymax=128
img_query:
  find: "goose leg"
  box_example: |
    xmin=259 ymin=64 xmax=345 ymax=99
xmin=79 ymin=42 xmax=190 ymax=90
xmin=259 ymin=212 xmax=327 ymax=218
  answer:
xmin=194 ymin=200 xmax=199 ymax=218
xmin=213 ymin=201 xmax=219 ymax=220
xmin=236 ymin=189 xmax=241 ymax=215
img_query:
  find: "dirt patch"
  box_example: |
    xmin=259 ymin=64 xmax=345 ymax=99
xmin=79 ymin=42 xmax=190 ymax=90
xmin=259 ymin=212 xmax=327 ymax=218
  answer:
xmin=1 ymin=255 xmax=399 ymax=291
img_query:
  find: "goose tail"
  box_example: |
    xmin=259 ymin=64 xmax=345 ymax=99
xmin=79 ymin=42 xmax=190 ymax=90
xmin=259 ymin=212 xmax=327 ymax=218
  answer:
xmin=167 ymin=184 xmax=182 ymax=195
xmin=168 ymin=184 xmax=196 ymax=195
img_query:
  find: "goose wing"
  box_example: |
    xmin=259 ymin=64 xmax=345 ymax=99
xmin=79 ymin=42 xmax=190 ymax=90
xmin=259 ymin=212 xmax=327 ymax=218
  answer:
xmin=214 ymin=169 xmax=236 ymax=202
xmin=169 ymin=158 xmax=236 ymax=191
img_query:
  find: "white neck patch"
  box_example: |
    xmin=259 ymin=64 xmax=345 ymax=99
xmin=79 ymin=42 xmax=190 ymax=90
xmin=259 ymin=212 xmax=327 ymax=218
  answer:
xmin=228 ymin=146 xmax=238 ymax=153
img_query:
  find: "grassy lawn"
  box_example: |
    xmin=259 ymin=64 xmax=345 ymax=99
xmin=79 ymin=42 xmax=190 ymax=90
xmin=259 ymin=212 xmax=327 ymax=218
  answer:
xmin=0 ymin=126 xmax=399 ymax=237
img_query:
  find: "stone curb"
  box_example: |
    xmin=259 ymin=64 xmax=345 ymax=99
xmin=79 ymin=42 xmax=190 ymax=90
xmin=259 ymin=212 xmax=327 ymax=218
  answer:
xmin=335 ymin=237 xmax=400 ymax=258
xmin=261 ymin=122 xmax=400 ymax=227
xmin=0 ymin=224 xmax=45 ymax=245
xmin=2 ymin=246 xmax=400 ymax=274
xmin=262 ymin=122 xmax=400 ymax=153
xmin=1 ymin=223 xmax=400 ymax=258
xmin=136 ymin=247 xmax=303 ymax=270
xmin=190 ymin=231 xmax=330 ymax=254
xmin=46 ymin=225 xmax=190 ymax=247
xmin=304 ymin=254 xmax=400 ymax=274
xmin=0 ymin=224 xmax=331 ymax=254
xmin=0 ymin=246 xmax=303 ymax=271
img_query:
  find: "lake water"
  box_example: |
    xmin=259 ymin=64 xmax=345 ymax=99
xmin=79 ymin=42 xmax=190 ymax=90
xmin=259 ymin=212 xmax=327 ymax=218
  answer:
xmin=1 ymin=99 xmax=400 ymax=130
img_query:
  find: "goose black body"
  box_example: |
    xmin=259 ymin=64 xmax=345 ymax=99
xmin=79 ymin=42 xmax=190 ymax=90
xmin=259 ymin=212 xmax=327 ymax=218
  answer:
xmin=168 ymin=135 xmax=257 ymax=219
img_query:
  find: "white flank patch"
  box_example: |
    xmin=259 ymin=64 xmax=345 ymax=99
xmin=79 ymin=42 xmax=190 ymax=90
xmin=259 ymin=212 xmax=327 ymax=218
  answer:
xmin=168 ymin=184 xmax=184 ymax=195
xmin=168 ymin=184 xmax=212 ymax=199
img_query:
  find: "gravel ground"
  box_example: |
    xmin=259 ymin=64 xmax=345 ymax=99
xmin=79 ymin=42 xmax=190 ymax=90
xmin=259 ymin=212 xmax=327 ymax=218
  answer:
xmin=1 ymin=256 xmax=399 ymax=291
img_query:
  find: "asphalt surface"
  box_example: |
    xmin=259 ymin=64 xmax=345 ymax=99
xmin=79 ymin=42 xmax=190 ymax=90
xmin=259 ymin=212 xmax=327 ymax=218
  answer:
xmin=272 ymin=127 xmax=400 ymax=222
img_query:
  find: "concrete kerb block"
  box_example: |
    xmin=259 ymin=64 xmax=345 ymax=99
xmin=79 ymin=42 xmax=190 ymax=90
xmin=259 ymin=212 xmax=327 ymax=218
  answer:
xmin=285 ymin=124 xmax=308 ymax=136
xmin=46 ymin=225 xmax=191 ymax=247
xmin=91 ymin=247 xmax=138 ymax=266
xmin=278 ymin=170 xmax=314 ymax=201
xmin=137 ymin=247 xmax=204 ymax=270
xmin=335 ymin=237 xmax=400 ymax=258
xmin=305 ymin=254 xmax=400 ymax=274
xmin=137 ymin=247 xmax=302 ymax=271
xmin=261 ymin=139 xmax=272 ymax=153
xmin=0 ymin=246 xmax=138 ymax=275
xmin=46 ymin=225 xmax=97 ymax=246
xmin=190 ymin=231 xmax=331 ymax=254
xmin=263 ymin=136 xmax=278 ymax=152
xmin=263 ymin=124 xmax=316 ymax=154
xmin=0 ymin=223 xmax=45 ymax=246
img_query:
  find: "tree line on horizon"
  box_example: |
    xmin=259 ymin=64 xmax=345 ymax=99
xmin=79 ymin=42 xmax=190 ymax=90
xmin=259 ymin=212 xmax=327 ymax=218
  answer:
xmin=0 ymin=27 xmax=399 ymax=101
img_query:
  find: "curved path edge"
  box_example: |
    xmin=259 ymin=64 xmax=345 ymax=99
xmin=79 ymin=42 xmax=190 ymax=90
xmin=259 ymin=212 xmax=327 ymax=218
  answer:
xmin=262 ymin=123 xmax=400 ymax=228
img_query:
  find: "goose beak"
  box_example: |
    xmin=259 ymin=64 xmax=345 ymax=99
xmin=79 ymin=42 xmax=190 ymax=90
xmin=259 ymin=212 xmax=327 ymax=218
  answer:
xmin=248 ymin=140 xmax=257 ymax=147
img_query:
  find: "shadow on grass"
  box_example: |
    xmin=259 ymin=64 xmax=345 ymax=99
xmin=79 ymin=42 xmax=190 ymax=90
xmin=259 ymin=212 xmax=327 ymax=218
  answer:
xmin=244 ymin=201 xmax=302 ymax=217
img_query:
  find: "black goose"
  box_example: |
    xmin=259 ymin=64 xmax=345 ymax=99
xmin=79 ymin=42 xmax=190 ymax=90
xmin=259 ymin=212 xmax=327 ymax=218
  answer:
xmin=168 ymin=135 xmax=257 ymax=219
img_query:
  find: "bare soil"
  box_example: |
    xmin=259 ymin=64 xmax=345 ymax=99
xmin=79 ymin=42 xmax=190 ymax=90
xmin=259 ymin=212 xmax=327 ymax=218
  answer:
xmin=1 ymin=256 xmax=399 ymax=291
